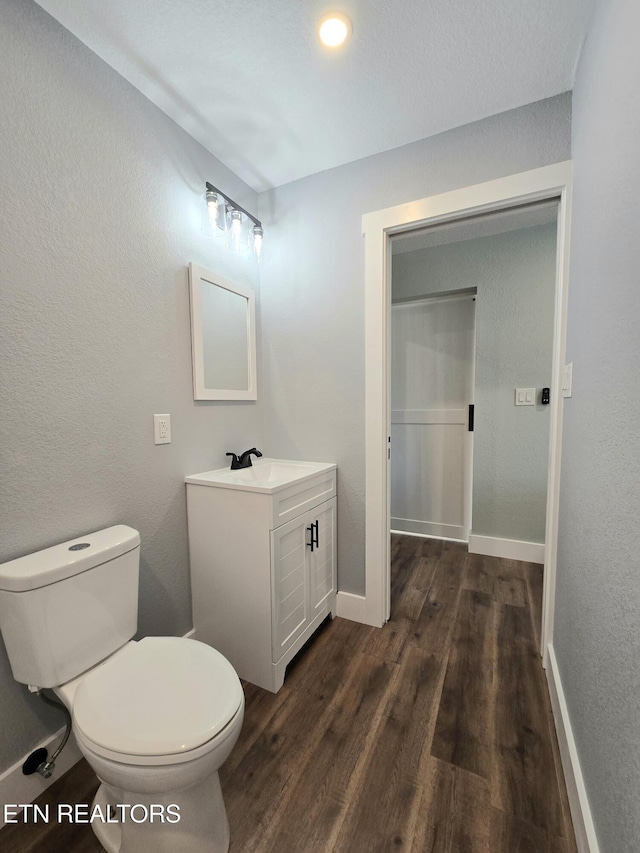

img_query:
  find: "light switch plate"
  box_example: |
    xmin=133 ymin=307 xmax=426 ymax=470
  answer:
xmin=515 ymin=388 xmax=536 ymax=406
xmin=154 ymin=414 xmax=171 ymax=444
xmin=562 ymin=363 xmax=573 ymax=398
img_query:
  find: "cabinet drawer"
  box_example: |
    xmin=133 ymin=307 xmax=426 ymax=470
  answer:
xmin=271 ymin=470 xmax=336 ymax=528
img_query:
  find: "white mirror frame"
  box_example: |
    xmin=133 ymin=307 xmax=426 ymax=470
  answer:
xmin=188 ymin=263 xmax=257 ymax=401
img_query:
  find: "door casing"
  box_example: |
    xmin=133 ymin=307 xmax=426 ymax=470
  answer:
xmin=362 ymin=161 xmax=573 ymax=666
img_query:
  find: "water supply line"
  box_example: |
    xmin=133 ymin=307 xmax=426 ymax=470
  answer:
xmin=22 ymin=689 xmax=73 ymax=779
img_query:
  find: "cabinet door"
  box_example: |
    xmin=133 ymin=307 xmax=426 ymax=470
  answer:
xmin=309 ymin=497 xmax=337 ymax=614
xmin=271 ymin=512 xmax=310 ymax=662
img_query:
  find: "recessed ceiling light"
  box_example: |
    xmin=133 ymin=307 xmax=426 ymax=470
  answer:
xmin=318 ymin=12 xmax=352 ymax=48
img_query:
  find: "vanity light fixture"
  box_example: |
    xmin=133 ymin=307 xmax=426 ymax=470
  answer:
xmin=318 ymin=12 xmax=352 ymax=48
xmin=203 ymin=182 xmax=264 ymax=261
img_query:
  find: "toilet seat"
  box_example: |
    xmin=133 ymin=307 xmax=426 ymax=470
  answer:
xmin=72 ymin=637 xmax=243 ymax=766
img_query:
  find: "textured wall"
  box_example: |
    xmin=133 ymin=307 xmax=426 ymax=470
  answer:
xmin=392 ymin=223 xmax=557 ymax=544
xmin=258 ymin=95 xmax=571 ymax=594
xmin=554 ymin=0 xmax=640 ymax=850
xmin=0 ymin=0 xmax=263 ymax=772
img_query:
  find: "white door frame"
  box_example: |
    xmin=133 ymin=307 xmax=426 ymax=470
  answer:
xmin=362 ymin=161 xmax=573 ymax=666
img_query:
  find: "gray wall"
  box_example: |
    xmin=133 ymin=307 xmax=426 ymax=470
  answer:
xmin=555 ymin=0 xmax=640 ymax=850
xmin=392 ymin=223 xmax=557 ymax=545
xmin=258 ymin=95 xmax=571 ymax=594
xmin=0 ymin=0 xmax=263 ymax=772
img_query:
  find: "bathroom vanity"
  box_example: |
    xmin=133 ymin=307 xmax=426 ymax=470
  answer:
xmin=186 ymin=459 xmax=337 ymax=692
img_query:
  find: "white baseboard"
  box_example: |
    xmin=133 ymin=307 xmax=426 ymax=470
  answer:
xmin=391 ymin=517 xmax=466 ymax=541
xmin=0 ymin=727 xmax=83 ymax=829
xmin=0 ymin=627 xmax=199 ymax=827
xmin=336 ymin=591 xmax=369 ymax=624
xmin=391 ymin=529 xmax=467 ymax=544
xmin=546 ymin=644 xmax=600 ymax=853
xmin=468 ymin=533 xmax=545 ymax=564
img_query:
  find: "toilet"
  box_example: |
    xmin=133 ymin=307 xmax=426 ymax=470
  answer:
xmin=0 ymin=525 xmax=244 ymax=853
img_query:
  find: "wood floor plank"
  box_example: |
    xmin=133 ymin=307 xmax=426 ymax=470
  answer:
xmin=415 ymin=536 xmax=446 ymax=560
xmin=492 ymin=603 xmax=566 ymax=838
xmin=431 ymin=589 xmax=495 ymax=779
xmin=391 ymin=532 xmax=405 ymax=561
xmin=522 ymin=622 xmax=578 ymax=852
xmin=462 ymin=552 xmax=496 ymax=597
xmin=243 ymin=652 xmax=397 ymax=853
xmin=394 ymin=535 xmax=446 ymax=562
xmin=524 ymin=562 xmax=544 ymax=652
xmin=489 ymin=808 xmax=573 ymax=853
xmin=360 ymin=622 xmax=408 ymax=664
xmin=362 ymin=555 xmax=434 ymax=663
xmin=410 ymin=756 xmax=492 ymax=853
xmin=409 ymin=546 xmax=465 ymax=659
xmin=494 ymin=560 xmax=528 ymax=607
xmin=222 ymin=623 xmax=381 ymax=849
xmin=411 ymin=552 xmax=446 ymax=592
xmin=332 ymin=647 xmax=444 ymax=852
xmin=391 ymin=550 xmax=420 ymax=595
xmin=225 ymin=616 xmax=372 ymax=776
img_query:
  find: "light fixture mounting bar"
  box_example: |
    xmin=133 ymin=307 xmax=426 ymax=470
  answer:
xmin=205 ymin=182 xmax=262 ymax=229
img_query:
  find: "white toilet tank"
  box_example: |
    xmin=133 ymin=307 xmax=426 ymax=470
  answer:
xmin=0 ymin=526 xmax=140 ymax=689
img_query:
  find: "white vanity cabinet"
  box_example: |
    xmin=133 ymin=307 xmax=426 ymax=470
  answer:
xmin=271 ymin=497 xmax=336 ymax=663
xmin=186 ymin=460 xmax=337 ymax=692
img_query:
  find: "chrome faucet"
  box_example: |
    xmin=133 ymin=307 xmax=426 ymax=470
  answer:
xmin=226 ymin=448 xmax=263 ymax=470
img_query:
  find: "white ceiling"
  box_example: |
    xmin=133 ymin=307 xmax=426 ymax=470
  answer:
xmin=35 ymin=0 xmax=593 ymax=191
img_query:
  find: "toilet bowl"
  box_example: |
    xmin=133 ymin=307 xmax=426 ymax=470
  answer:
xmin=56 ymin=636 xmax=244 ymax=853
xmin=0 ymin=526 xmax=244 ymax=853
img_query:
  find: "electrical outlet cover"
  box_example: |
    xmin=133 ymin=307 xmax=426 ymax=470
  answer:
xmin=153 ymin=414 xmax=171 ymax=444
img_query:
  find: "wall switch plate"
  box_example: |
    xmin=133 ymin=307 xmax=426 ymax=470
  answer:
xmin=154 ymin=414 xmax=171 ymax=444
xmin=515 ymin=388 xmax=536 ymax=406
xmin=562 ymin=363 xmax=573 ymax=398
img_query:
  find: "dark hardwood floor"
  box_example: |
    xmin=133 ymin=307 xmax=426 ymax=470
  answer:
xmin=1 ymin=535 xmax=576 ymax=852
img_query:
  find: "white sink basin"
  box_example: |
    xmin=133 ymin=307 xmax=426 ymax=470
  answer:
xmin=185 ymin=458 xmax=336 ymax=494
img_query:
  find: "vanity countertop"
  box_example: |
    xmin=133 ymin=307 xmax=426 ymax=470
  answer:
xmin=185 ymin=457 xmax=336 ymax=495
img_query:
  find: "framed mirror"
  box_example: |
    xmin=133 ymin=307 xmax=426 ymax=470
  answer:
xmin=188 ymin=263 xmax=257 ymax=400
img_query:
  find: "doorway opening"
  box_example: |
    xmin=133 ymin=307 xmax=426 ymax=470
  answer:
xmin=388 ymin=202 xmax=559 ymax=623
xmin=362 ymin=162 xmax=573 ymax=665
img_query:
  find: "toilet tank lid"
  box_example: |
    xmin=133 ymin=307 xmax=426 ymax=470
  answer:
xmin=0 ymin=526 xmax=140 ymax=592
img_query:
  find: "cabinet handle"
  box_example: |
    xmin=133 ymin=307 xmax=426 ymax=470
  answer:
xmin=307 ymin=525 xmax=315 ymax=552
xmin=313 ymin=519 xmax=319 ymax=549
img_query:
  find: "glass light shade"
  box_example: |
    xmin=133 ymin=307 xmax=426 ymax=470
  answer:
xmin=253 ymin=226 xmax=263 ymax=262
xmin=204 ymin=190 xmax=227 ymax=235
xmin=205 ymin=190 xmax=218 ymax=227
xmin=230 ymin=210 xmax=243 ymax=250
